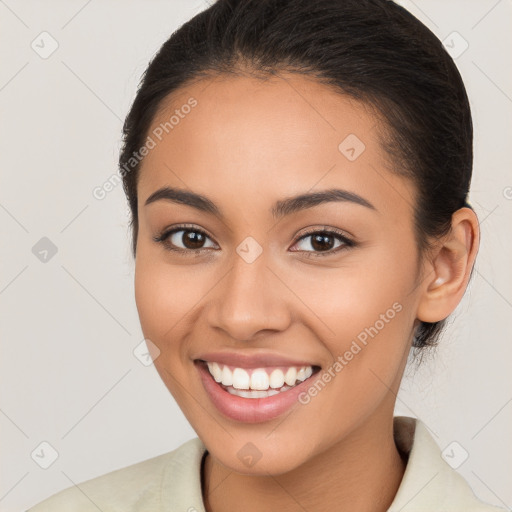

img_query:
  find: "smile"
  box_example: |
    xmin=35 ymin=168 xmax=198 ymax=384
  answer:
xmin=195 ymin=358 xmax=321 ymax=423
xmin=205 ymin=362 xmax=314 ymax=398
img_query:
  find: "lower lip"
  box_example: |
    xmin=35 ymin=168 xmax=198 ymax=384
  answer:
xmin=195 ymin=361 xmax=318 ymax=423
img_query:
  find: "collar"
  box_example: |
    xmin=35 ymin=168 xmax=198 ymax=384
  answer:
xmin=161 ymin=416 xmax=499 ymax=511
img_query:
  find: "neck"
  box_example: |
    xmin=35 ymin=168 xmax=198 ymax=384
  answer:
xmin=201 ymin=409 xmax=407 ymax=512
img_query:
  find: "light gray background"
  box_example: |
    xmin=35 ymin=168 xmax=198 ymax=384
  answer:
xmin=1 ymin=1 xmax=511 ymax=510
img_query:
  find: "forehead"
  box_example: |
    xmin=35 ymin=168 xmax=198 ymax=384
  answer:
xmin=137 ymin=73 xmax=415 ymax=221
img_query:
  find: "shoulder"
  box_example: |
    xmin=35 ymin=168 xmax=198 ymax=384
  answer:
xmin=26 ymin=437 xmax=206 ymax=512
xmin=389 ymin=416 xmax=506 ymax=512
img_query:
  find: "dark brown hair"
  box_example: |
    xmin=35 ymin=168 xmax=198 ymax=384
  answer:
xmin=119 ymin=0 xmax=474 ymax=350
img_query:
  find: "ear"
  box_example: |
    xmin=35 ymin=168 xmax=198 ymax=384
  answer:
xmin=416 ymin=207 xmax=480 ymax=323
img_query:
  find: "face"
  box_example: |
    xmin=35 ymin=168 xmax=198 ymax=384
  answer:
xmin=134 ymin=73 xmax=424 ymax=475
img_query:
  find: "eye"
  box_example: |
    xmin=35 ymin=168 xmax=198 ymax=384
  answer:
xmin=153 ymin=224 xmax=217 ymax=255
xmin=154 ymin=224 xmax=356 ymax=258
xmin=290 ymin=227 xmax=355 ymax=257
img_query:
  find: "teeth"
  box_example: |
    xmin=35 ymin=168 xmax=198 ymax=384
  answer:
xmin=232 ymin=368 xmax=250 ymax=389
xmin=250 ymin=369 xmax=269 ymax=390
xmin=227 ymin=385 xmax=292 ymax=399
xmin=269 ymin=369 xmax=285 ymax=389
xmin=221 ymin=365 xmax=233 ymax=386
xmin=284 ymin=367 xmax=297 ymax=386
xmin=205 ymin=362 xmax=315 ymax=391
xmin=208 ymin=362 xmax=223 ymax=383
xmin=297 ymin=367 xmax=307 ymax=382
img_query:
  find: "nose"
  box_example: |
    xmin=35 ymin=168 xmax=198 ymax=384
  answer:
xmin=206 ymin=249 xmax=292 ymax=342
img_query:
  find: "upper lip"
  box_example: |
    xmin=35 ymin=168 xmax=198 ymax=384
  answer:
xmin=195 ymin=351 xmax=319 ymax=369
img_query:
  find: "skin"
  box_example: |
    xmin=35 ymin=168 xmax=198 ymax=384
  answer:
xmin=133 ymin=72 xmax=479 ymax=512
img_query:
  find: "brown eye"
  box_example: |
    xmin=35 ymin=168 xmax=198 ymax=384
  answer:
xmin=309 ymin=233 xmax=337 ymax=251
xmin=178 ymin=230 xmax=207 ymax=249
xmin=290 ymin=228 xmax=355 ymax=257
xmin=154 ymin=225 xmax=217 ymax=254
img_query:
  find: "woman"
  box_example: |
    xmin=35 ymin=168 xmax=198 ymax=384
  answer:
xmin=28 ymin=0 xmax=505 ymax=510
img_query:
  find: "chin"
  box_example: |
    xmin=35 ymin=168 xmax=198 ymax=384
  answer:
xmin=203 ymin=430 xmax=318 ymax=476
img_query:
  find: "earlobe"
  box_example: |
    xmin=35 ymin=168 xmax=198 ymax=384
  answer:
xmin=416 ymin=207 xmax=480 ymax=324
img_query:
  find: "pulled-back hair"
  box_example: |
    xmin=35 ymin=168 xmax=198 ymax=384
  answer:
xmin=119 ymin=0 xmax=474 ymax=350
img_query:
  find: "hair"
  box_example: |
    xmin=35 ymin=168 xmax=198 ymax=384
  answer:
xmin=119 ymin=0 xmax=474 ymax=351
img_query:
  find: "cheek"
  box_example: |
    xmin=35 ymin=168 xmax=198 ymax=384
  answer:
xmin=294 ymin=247 xmax=416 ymax=339
xmin=133 ymin=250 xmax=203 ymax=408
xmin=288 ymin=242 xmax=417 ymax=393
xmin=134 ymin=248 xmax=204 ymax=344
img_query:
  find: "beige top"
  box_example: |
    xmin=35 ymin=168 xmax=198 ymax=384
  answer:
xmin=27 ymin=416 xmax=505 ymax=511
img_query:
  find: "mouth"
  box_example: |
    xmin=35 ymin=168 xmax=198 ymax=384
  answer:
xmin=194 ymin=359 xmax=321 ymax=423
xmin=203 ymin=360 xmax=319 ymax=397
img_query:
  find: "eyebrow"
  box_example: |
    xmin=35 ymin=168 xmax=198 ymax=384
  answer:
xmin=144 ymin=186 xmax=377 ymax=219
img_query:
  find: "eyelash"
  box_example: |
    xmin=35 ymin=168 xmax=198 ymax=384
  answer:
xmin=153 ymin=224 xmax=356 ymax=258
